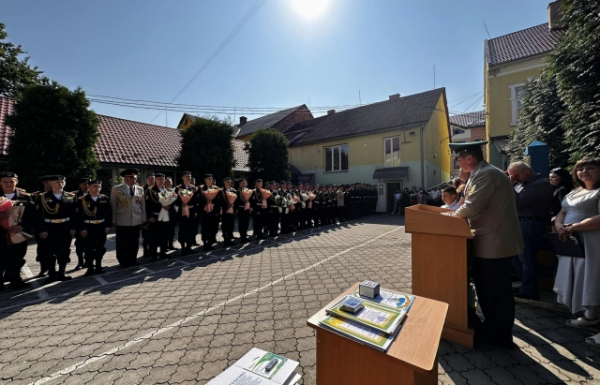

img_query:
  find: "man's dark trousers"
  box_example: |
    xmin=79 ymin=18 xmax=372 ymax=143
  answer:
xmin=116 ymin=225 xmax=140 ymax=266
xmin=472 ymin=256 xmax=515 ymax=344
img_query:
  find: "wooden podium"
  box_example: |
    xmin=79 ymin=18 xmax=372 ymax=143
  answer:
xmin=405 ymin=204 xmax=475 ymax=348
xmin=308 ymin=283 xmax=448 ymax=385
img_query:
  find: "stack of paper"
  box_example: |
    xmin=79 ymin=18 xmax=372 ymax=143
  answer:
xmin=207 ymin=348 xmax=301 ymax=385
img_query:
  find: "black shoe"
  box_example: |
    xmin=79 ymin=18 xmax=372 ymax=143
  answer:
xmin=514 ymin=291 xmax=539 ymax=300
xmin=181 ymin=248 xmax=192 ymax=256
xmin=95 ymin=267 xmax=106 ymax=274
xmin=9 ymin=281 xmax=31 ymax=290
xmin=56 ymin=274 xmax=72 ymax=282
xmin=43 ymin=275 xmax=57 ymax=285
xmin=84 ymin=269 xmax=95 ymax=277
xmin=159 ymin=253 xmax=168 ymax=259
xmin=37 ymin=270 xmax=48 ymax=278
xmin=168 ymin=245 xmax=179 ymax=251
xmin=74 ymin=264 xmax=83 ymax=271
xmin=203 ymin=245 xmax=215 ymax=252
xmin=240 ymin=238 xmax=251 ymax=244
xmin=191 ymin=241 xmax=199 ymax=246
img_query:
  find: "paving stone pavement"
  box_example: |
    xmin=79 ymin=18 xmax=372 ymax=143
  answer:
xmin=1 ymin=214 xmax=600 ymax=384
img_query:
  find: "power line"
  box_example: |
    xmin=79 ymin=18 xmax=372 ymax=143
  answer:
xmin=148 ymin=0 xmax=267 ymax=124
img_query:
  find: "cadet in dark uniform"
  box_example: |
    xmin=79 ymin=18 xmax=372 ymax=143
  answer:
xmin=175 ymin=171 xmax=197 ymax=255
xmin=164 ymin=177 xmax=179 ymax=251
xmin=73 ymin=177 xmax=90 ymax=270
xmin=141 ymin=173 xmax=155 ymax=257
xmin=0 ymin=171 xmax=34 ymax=290
xmin=199 ymin=174 xmax=220 ymax=251
xmin=32 ymin=176 xmax=52 ymax=277
xmin=266 ymin=181 xmax=279 ymax=237
xmin=236 ymin=178 xmax=252 ymax=244
xmin=220 ymin=177 xmax=236 ymax=246
xmin=251 ymin=179 xmax=266 ymax=240
xmin=145 ymin=173 xmax=170 ymax=260
xmin=76 ymin=179 xmax=112 ymax=276
xmin=36 ymin=175 xmax=76 ymax=284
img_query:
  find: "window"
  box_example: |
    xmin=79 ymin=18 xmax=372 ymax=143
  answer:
xmin=325 ymin=144 xmax=348 ymax=172
xmin=510 ymin=84 xmax=526 ymax=125
xmin=453 ymin=128 xmax=465 ymax=135
xmin=384 ymin=137 xmax=401 ymax=167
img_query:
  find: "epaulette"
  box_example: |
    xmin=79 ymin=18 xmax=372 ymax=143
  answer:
xmin=64 ymin=192 xmax=75 ymax=196
xmin=70 ymin=190 xmax=79 ymax=194
xmin=99 ymin=194 xmax=109 ymax=199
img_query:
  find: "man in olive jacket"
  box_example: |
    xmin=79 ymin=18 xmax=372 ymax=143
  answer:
xmin=447 ymin=141 xmax=524 ymax=348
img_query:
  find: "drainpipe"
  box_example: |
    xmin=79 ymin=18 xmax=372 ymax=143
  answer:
xmin=420 ymin=124 xmax=425 ymax=188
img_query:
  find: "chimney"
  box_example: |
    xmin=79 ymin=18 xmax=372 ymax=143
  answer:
xmin=239 ymin=116 xmax=247 ymax=126
xmin=548 ymin=1 xmax=563 ymax=30
xmin=327 ymin=109 xmax=336 ymax=115
xmin=389 ymin=94 xmax=401 ymax=100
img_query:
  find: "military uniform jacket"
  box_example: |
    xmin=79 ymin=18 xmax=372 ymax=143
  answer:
xmin=250 ymin=188 xmax=265 ymax=211
xmin=453 ymin=160 xmax=524 ymax=259
xmin=36 ymin=191 xmax=77 ymax=233
xmin=145 ymin=186 xmax=166 ymax=220
xmin=235 ymin=188 xmax=250 ymax=212
xmin=0 ymin=189 xmax=34 ymax=236
xmin=110 ymin=184 xmax=146 ymax=226
xmin=76 ymin=194 xmax=112 ymax=231
xmin=220 ymin=187 xmax=236 ymax=213
xmin=175 ymin=185 xmax=198 ymax=218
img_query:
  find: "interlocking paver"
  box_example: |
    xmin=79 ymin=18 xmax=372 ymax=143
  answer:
xmin=0 ymin=215 xmax=598 ymax=384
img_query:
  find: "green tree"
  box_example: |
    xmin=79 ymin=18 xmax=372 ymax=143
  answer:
xmin=507 ymin=70 xmax=568 ymax=168
xmin=0 ymin=23 xmax=42 ymax=98
xmin=176 ymin=116 xmax=235 ymax=184
xmin=6 ymin=82 xmax=100 ymax=191
xmin=551 ymin=0 xmax=600 ymax=161
xmin=245 ymin=128 xmax=290 ymax=184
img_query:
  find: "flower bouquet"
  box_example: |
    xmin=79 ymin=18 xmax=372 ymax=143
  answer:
xmin=259 ymin=189 xmax=272 ymax=209
xmin=178 ymin=189 xmax=194 ymax=217
xmin=241 ymin=188 xmax=253 ymax=211
xmin=202 ymin=188 xmax=220 ymax=213
xmin=157 ymin=189 xmax=178 ymax=222
xmin=287 ymin=194 xmax=296 ymax=211
xmin=225 ymin=191 xmax=237 ymax=214
xmin=307 ymin=193 xmax=316 ymax=209
xmin=0 ymin=197 xmax=32 ymax=245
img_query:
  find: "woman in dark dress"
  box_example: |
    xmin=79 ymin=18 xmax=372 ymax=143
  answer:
xmin=549 ymin=168 xmax=574 ymax=217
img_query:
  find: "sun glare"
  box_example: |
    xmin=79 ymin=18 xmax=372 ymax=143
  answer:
xmin=291 ymin=0 xmax=330 ymax=19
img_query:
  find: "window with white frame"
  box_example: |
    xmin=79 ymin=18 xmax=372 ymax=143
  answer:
xmin=510 ymin=84 xmax=526 ymax=125
xmin=384 ymin=137 xmax=401 ymax=167
xmin=453 ymin=128 xmax=465 ymax=135
xmin=324 ymin=144 xmax=348 ymax=172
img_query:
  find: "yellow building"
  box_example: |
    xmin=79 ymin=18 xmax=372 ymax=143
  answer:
xmin=484 ymin=1 xmax=564 ymax=169
xmin=286 ymin=89 xmax=451 ymax=212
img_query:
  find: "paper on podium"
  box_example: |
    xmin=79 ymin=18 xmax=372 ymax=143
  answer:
xmin=405 ymin=204 xmax=473 ymax=238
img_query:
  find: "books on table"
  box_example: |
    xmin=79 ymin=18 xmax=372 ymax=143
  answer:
xmin=207 ymin=348 xmax=301 ymax=385
xmin=326 ymin=295 xmax=405 ymax=335
xmin=319 ymin=288 xmax=416 ymax=352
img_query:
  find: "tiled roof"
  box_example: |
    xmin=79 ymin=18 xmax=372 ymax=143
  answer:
xmin=283 ymin=114 xmax=331 ymax=135
xmin=232 ymin=139 xmax=250 ymax=172
xmin=289 ymin=89 xmax=446 ymax=147
xmin=485 ymin=24 xmax=565 ymax=66
xmin=449 ymin=110 xmax=486 ymax=128
xmin=96 ymin=115 xmax=181 ymax=167
xmin=0 ymin=97 xmax=15 ymax=156
xmin=236 ymin=105 xmax=306 ymax=137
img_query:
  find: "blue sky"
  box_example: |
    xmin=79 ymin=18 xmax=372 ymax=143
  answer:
xmin=3 ymin=0 xmax=551 ymax=127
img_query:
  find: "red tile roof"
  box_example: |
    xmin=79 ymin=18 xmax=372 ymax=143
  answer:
xmin=95 ymin=115 xmax=181 ymax=167
xmin=0 ymin=97 xmax=15 ymax=156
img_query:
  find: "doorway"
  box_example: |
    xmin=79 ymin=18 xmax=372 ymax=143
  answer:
xmin=386 ymin=182 xmax=402 ymax=212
